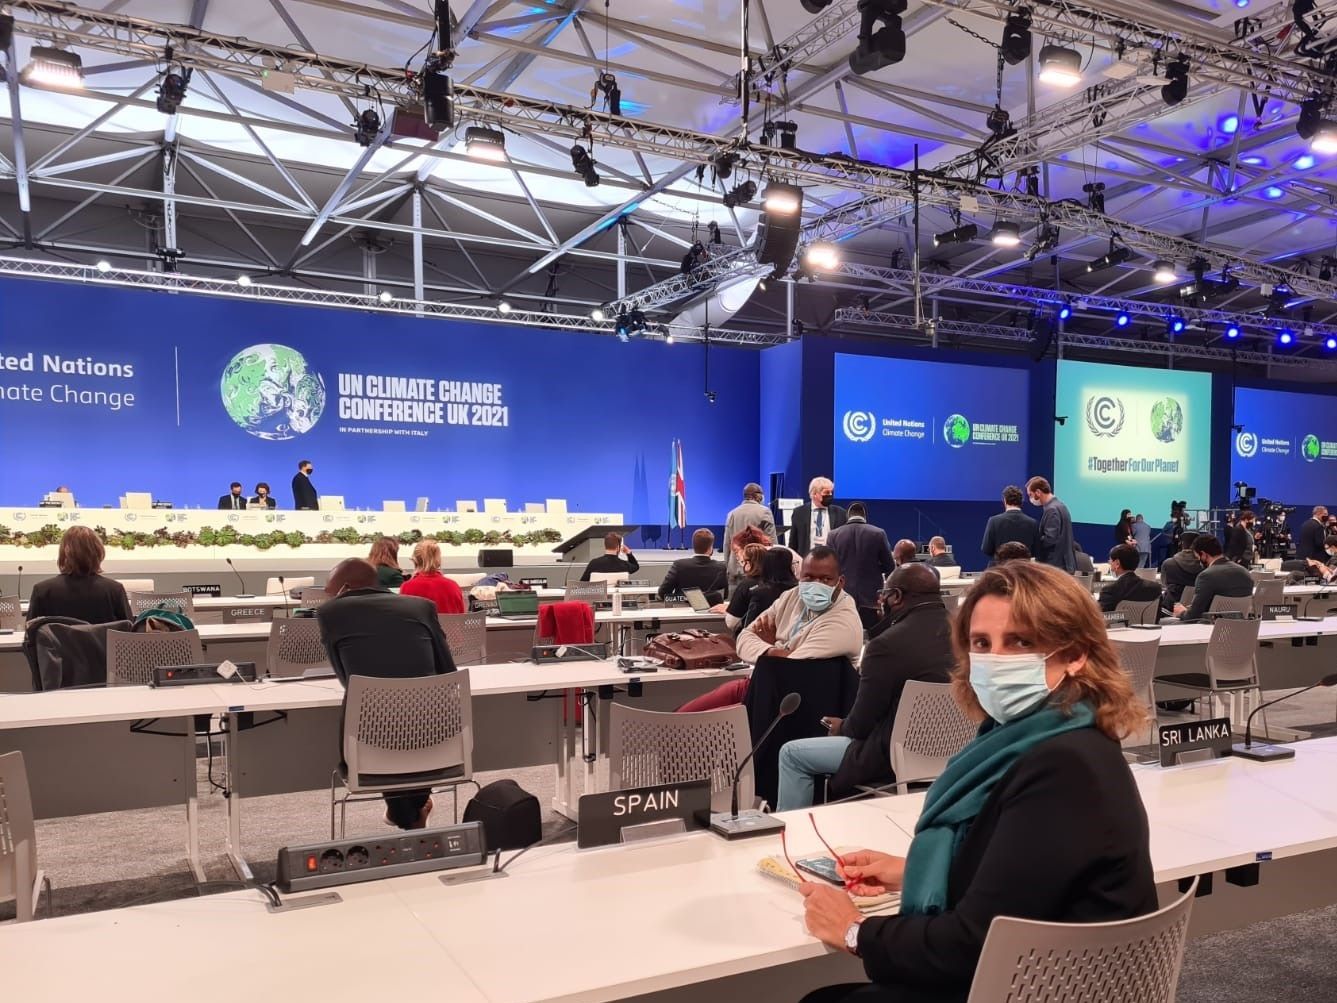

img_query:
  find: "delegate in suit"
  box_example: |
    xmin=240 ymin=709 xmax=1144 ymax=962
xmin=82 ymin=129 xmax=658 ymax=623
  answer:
xmin=788 ymin=476 xmax=847 ymax=557
xmin=657 ymin=529 xmax=729 ymax=605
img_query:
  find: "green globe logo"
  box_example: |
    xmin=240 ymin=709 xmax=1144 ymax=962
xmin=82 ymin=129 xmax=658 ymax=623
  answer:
xmin=220 ymin=344 xmax=326 ymax=441
xmin=1302 ymin=434 xmax=1321 ymax=462
xmin=943 ymin=413 xmax=971 ymax=448
xmin=1149 ymin=397 xmax=1184 ymax=444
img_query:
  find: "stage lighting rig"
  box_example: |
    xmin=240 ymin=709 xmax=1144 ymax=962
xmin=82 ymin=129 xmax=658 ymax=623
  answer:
xmin=1026 ymin=222 xmax=1059 ymax=261
xmin=155 ymin=59 xmax=192 ymax=115
xmin=417 ymin=0 xmax=456 ymax=130
xmin=571 ymin=144 xmax=600 ymax=186
xmin=711 ymin=152 xmax=737 ymax=181
xmin=986 ymin=105 xmax=1013 ymax=138
xmin=933 ymin=224 xmax=978 ymax=247
xmin=1000 ymin=9 xmax=1033 ymax=65
xmin=615 ymin=308 xmax=647 ymax=342
xmin=723 ymin=180 xmax=758 ymax=209
xmin=20 ymin=46 xmax=84 ymax=88
xmin=594 ymin=71 xmax=622 ymax=116
xmin=1161 ymin=56 xmax=1189 ymax=106
xmin=681 ymin=241 xmax=710 ymax=275
xmin=849 ymin=0 xmax=908 ymax=76
xmin=1082 ymin=181 xmax=1106 ymax=214
xmin=1037 ymin=43 xmax=1081 ymax=86
xmin=1086 ymin=239 xmax=1133 ymax=273
xmin=762 ymin=120 xmax=800 ymax=150
xmin=353 ymin=107 xmax=381 ymax=146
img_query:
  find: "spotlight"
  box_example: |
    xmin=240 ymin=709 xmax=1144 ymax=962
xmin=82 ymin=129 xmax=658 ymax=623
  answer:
xmin=20 ymin=46 xmax=85 ymax=88
xmin=237 ymin=274 xmax=252 ymax=287
xmin=681 ymin=240 xmax=709 ymax=275
xmin=712 ymin=152 xmax=737 ymax=181
xmin=848 ymin=0 xmax=908 ymax=76
xmin=1086 ymin=245 xmax=1134 ymax=273
xmin=1321 ymin=257 xmax=1334 ymax=282
xmin=1168 ymin=316 xmax=1186 ymax=335
xmin=595 ymin=71 xmax=622 ymax=116
xmin=666 ymin=331 xmax=676 ymax=344
xmin=465 ymin=126 xmax=506 ymax=161
xmin=614 ymin=307 xmax=647 ymax=342
xmin=933 ymin=224 xmax=978 ymax=247
xmin=803 ymin=242 xmax=840 ymax=270
xmin=1082 ymin=181 xmax=1106 ymax=214
xmin=95 ymin=259 xmax=111 ymax=273
xmin=762 ymin=120 xmax=800 ymax=150
xmin=989 ymin=221 xmax=1021 ymax=248
xmin=723 ymin=180 xmax=758 ymax=209
xmin=497 ymin=300 xmax=512 ymax=314
xmin=353 ymin=107 xmax=381 ymax=147
xmin=1000 ymin=9 xmax=1032 ymax=65
xmin=591 ymin=307 xmax=606 ymax=322
xmin=1058 ymin=303 xmax=1072 ymax=321
xmin=1153 ymin=260 xmax=1177 ymax=284
xmin=378 ymin=290 xmax=393 ymax=303
xmin=1115 ymin=312 xmax=1131 ymax=328
xmin=1160 ymin=56 xmax=1189 ymax=107
xmin=1225 ymin=324 xmax=1241 ymax=339
xmin=155 ymin=67 xmax=192 ymax=115
xmin=571 ymin=144 xmax=600 ymax=187
xmin=762 ymin=181 xmax=803 ymax=215
xmin=1313 ymin=122 xmax=1337 ymax=156
xmin=1037 ymin=44 xmax=1081 ymax=86
xmin=1279 ymin=330 xmax=1294 ymax=345
xmin=1326 ymin=335 xmax=1337 ymax=350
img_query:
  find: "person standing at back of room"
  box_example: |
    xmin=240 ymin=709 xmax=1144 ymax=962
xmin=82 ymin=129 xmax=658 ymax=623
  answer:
xmin=980 ymin=485 xmax=1038 ymax=566
xmin=1131 ymin=514 xmax=1152 ymax=568
xmin=1026 ymin=476 xmax=1075 ymax=573
xmin=723 ymin=482 xmax=777 ymax=591
xmin=788 ymin=477 xmax=847 ymax=557
xmin=292 ymin=459 xmax=319 ymax=510
xmin=827 ymin=502 xmax=894 ymax=630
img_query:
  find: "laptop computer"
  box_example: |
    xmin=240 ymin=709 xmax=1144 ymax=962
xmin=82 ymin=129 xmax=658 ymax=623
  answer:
xmin=495 ymin=591 xmax=540 ymax=619
xmin=682 ymin=587 xmax=713 ymax=613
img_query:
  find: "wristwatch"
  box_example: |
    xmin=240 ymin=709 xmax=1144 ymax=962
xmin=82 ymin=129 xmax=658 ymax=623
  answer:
xmin=843 ymin=919 xmax=864 ymax=956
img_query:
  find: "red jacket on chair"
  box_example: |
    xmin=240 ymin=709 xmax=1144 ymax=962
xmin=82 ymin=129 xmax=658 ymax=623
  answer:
xmin=538 ymin=601 xmax=595 ymax=644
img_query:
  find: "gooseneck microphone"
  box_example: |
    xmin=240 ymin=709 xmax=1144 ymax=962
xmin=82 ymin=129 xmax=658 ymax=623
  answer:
xmin=226 ymin=557 xmax=256 ymax=598
xmin=16 ymin=565 xmax=22 ymax=602
xmin=710 ymin=691 xmax=801 ymax=840
xmin=1232 ymin=673 xmax=1337 ymax=762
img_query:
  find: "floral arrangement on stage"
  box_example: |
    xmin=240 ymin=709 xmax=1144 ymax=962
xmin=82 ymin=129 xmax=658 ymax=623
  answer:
xmin=0 ymin=524 xmax=565 ymax=551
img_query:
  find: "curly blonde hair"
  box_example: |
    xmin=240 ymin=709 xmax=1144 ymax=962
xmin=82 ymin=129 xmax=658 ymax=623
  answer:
xmin=950 ymin=561 xmax=1148 ymax=741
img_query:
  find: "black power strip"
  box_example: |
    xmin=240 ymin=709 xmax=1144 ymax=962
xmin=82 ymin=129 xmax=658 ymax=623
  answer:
xmin=275 ymin=822 xmax=487 ymax=892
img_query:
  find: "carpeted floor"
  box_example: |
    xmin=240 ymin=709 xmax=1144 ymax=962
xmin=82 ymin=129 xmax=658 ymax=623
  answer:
xmin=1179 ymin=903 xmax=1337 ymax=1003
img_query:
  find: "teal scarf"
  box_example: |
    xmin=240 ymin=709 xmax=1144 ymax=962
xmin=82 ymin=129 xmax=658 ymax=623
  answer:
xmin=899 ymin=701 xmax=1095 ymax=916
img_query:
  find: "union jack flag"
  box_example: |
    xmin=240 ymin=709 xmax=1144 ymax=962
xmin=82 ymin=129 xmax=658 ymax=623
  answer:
xmin=668 ymin=438 xmax=686 ymax=529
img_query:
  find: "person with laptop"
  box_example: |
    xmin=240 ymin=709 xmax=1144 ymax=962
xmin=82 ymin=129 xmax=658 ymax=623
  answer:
xmin=250 ymin=482 xmax=277 ymax=509
xmin=578 ymin=533 xmax=640 ymax=581
xmin=658 ymin=529 xmax=728 ymax=605
xmin=1172 ymin=536 xmax=1254 ymax=622
xmin=317 ymin=558 xmax=457 ymax=831
xmin=218 ymin=482 xmax=247 ymax=510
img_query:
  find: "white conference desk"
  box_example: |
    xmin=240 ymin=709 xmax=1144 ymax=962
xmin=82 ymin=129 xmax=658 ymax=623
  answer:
xmin=9 ymin=742 xmax=1337 ymax=1003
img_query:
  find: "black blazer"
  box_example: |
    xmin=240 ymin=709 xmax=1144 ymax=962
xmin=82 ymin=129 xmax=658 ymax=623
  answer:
xmin=292 ymin=472 xmax=319 ymax=510
xmin=250 ymin=495 xmax=277 ymax=510
xmin=579 ymin=553 xmax=640 ymax=581
xmin=657 ymin=555 xmax=728 ymax=605
xmin=26 ymin=574 xmax=132 ymax=625
xmin=980 ymin=509 xmax=1037 ymax=562
xmin=788 ymin=502 xmax=848 ymax=557
xmin=218 ymin=493 xmax=247 ymax=511
xmin=830 ymin=600 xmax=954 ymax=797
xmin=1097 ymin=572 xmax=1164 ymax=613
xmin=927 ymin=553 xmax=957 ymax=569
xmin=744 ymin=580 xmax=795 ymax=626
xmin=316 ymin=588 xmax=456 ymax=687
xmin=1297 ymin=518 xmax=1328 ymax=563
xmin=1159 ymin=551 xmax=1203 ymax=605
xmin=855 ymin=728 xmax=1158 ymax=1000
xmin=1182 ymin=559 xmax=1254 ymax=622
xmin=1225 ymin=524 xmax=1255 ymax=565
xmin=826 ymin=518 xmax=894 ymax=609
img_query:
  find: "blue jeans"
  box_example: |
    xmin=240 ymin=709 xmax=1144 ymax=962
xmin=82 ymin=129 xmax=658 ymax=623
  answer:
xmin=777 ymin=736 xmax=853 ymax=811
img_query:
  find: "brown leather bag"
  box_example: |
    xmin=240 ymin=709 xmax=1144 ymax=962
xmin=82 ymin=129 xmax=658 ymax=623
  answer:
xmin=643 ymin=629 xmax=738 ymax=670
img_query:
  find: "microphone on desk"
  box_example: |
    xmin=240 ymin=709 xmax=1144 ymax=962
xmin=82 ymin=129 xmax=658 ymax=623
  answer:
xmin=710 ymin=691 xmax=801 ymax=840
xmin=226 ymin=558 xmax=257 ymax=599
xmin=15 ymin=565 xmax=21 ymax=602
xmin=1232 ymin=673 xmax=1337 ymax=762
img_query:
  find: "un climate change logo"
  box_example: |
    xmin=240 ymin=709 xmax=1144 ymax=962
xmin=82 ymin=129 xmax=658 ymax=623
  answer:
xmin=220 ymin=344 xmax=326 ymax=441
xmin=1303 ymin=434 xmax=1321 ymax=462
xmin=1085 ymin=395 xmax=1125 ymax=438
xmin=943 ymin=414 xmax=971 ymax=448
xmin=1235 ymin=431 xmax=1258 ymax=459
xmin=842 ymin=410 xmax=876 ymax=443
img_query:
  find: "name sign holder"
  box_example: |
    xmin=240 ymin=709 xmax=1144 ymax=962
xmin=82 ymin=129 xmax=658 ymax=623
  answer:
xmin=183 ymin=583 xmax=222 ymax=597
xmin=577 ymin=780 xmax=711 ymax=849
xmin=1261 ymin=604 xmax=1295 ymax=622
xmin=1159 ymin=717 xmax=1234 ymax=767
xmin=1101 ymin=612 xmax=1129 ymax=629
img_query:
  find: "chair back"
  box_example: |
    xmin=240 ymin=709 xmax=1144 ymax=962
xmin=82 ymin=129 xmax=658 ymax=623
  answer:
xmin=608 ymin=703 xmax=752 ymax=813
xmin=1205 ymin=616 xmax=1261 ymax=688
xmin=342 ymin=671 xmax=472 ymax=791
xmin=889 ymin=681 xmax=978 ymax=792
xmin=1179 ymin=586 xmax=1195 ymax=611
xmin=265 ymin=618 xmax=329 ymax=679
xmin=1074 ymin=574 xmax=1092 ymax=593
xmin=564 ymin=581 xmax=608 ymax=603
xmin=127 ymin=590 xmax=195 ymax=618
xmin=1135 ymin=568 xmax=1159 ymax=581
xmin=0 ymin=596 xmax=21 ymax=629
xmin=1115 ymin=598 xmax=1160 ymax=626
xmin=0 ymin=751 xmax=39 ymax=922
xmin=966 ymin=877 xmax=1198 ymax=1003
xmin=589 ymin=572 xmax=629 ymax=586
xmin=105 ymin=629 xmax=205 ymax=686
xmin=266 ymin=576 xmax=313 ymax=596
xmin=1112 ymin=634 xmax=1161 ymax=745
xmin=438 ymin=613 xmax=488 ymax=666
xmin=942 ymin=593 xmax=961 ymax=614
xmin=298 ymin=586 xmax=334 ymax=608
xmin=936 ymin=565 xmax=961 ymax=580
xmin=113 ymin=578 xmax=155 ymax=593
xmin=1249 ymin=569 xmax=1274 ymax=583
xmin=1208 ymin=595 xmax=1254 ymax=618
xmin=1252 ymin=579 xmax=1284 ymax=614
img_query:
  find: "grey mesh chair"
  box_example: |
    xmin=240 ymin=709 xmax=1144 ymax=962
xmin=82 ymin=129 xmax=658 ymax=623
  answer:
xmin=1135 ymin=568 xmax=1160 ymax=581
xmin=0 ymin=751 xmax=47 ymax=923
xmin=1178 ymin=586 xmax=1196 ymax=612
xmin=965 ymin=877 xmax=1198 ymax=1003
xmin=0 ymin=596 xmax=21 ymax=630
xmin=878 ymin=681 xmax=978 ymax=795
xmin=127 ymin=590 xmax=195 ymax=618
xmin=564 ymin=581 xmax=608 ymax=603
xmin=265 ymin=618 xmax=330 ymax=679
xmin=1156 ymin=616 xmax=1264 ymax=726
xmin=1115 ymin=598 xmax=1160 ymax=626
xmin=608 ymin=703 xmax=752 ymax=814
xmin=438 ymin=613 xmax=488 ymax=666
xmin=113 ymin=578 xmax=155 ymax=594
xmin=1112 ymin=635 xmax=1161 ymax=748
xmin=105 ymin=629 xmax=205 ymax=686
xmin=223 ymin=606 xmax=274 ymax=624
xmin=1207 ymin=594 xmax=1254 ymax=618
xmin=1252 ymin=579 xmax=1284 ymax=615
xmin=942 ymin=593 xmax=961 ymax=615
xmin=331 ymin=671 xmax=474 ymax=837
xmin=1249 ymin=569 xmax=1275 ymax=583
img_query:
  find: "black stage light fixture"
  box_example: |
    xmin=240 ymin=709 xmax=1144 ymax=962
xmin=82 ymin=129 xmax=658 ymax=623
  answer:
xmin=681 ymin=240 xmax=709 ymax=275
xmin=465 ymin=126 xmax=507 ymax=161
xmin=933 ymin=223 xmax=978 ymax=247
xmin=353 ymin=107 xmax=381 ymax=147
xmin=1037 ymin=43 xmax=1081 ymax=86
xmin=422 ymin=66 xmax=454 ymax=130
xmin=570 ymin=144 xmax=600 ymax=186
xmin=1086 ymin=243 xmax=1133 ymax=273
xmin=849 ymin=0 xmax=908 ymax=76
xmin=0 ymin=14 xmax=15 ymax=51
xmin=155 ymin=67 xmax=192 ymax=115
xmin=776 ymin=121 xmax=799 ymax=149
xmin=723 ymin=180 xmax=758 ymax=209
xmin=1297 ymin=94 xmax=1325 ymax=140
xmin=1000 ymin=9 xmax=1032 ymax=65
xmin=1082 ymin=181 xmax=1106 ymax=214
xmin=20 ymin=46 xmax=84 ymax=87
xmin=595 ymin=71 xmax=622 ymax=116
xmin=756 ymin=184 xmax=804 ymax=276
xmin=1161 ymin=56 xmax=1189 ymax=107
xmin=1320 ymin=257 xmax=1334 ymax=282
xmin=712 ymin=151 xmax=737 ymax=180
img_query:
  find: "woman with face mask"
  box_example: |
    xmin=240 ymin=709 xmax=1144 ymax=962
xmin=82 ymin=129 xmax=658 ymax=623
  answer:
xmin=799 ymin=561 xmax=1157 ymax=1003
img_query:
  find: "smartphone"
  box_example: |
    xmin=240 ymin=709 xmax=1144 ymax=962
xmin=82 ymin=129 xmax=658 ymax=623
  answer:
xmin=795 ymin=856 xmax=844 ymax=885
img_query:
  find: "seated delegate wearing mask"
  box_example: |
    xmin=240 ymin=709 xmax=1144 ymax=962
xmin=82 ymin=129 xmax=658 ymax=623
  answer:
xmin=798 ymin=561 xmax=1157 ymax=1003
xmin=677 ymin=546 xmax=863 ymax=713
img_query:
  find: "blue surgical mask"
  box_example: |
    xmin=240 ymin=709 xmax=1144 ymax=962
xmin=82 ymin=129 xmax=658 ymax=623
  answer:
xmin=798 ymin=581 xmax=835 ymax=612
xmin=969 ymin=651 xmax=1056 ymax=723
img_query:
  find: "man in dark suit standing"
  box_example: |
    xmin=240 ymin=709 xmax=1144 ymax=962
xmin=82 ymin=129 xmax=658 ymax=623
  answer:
xmin=218 ymin=482 xmax=247 ymax=510
xmin=980 ymin=485 xmax=1038 ymax=565
xmin=1296 ymin=506 xmax=1329 ymax=563
xmin=826 ymin=502 xmax=894 ymax=629
xmin=657 ymin=528 xmax=728 ymax=605
xmin=1026 ymin=475 xmax=1075 ymax=573
xmin=1173 ymin=537 xmax=1255 ymax=622
xmin=787 ymin=476 xmax=848 ymax=557
xmin=317 ymin=558 xmax=457 ymax=830
xmin=1225 ymin=510 xmax=1256 ymax=565
xmin=292 ymin=459 xmax=319 ymax=510
xmin=1097 ymin=544 xmax=1164 ymax=613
